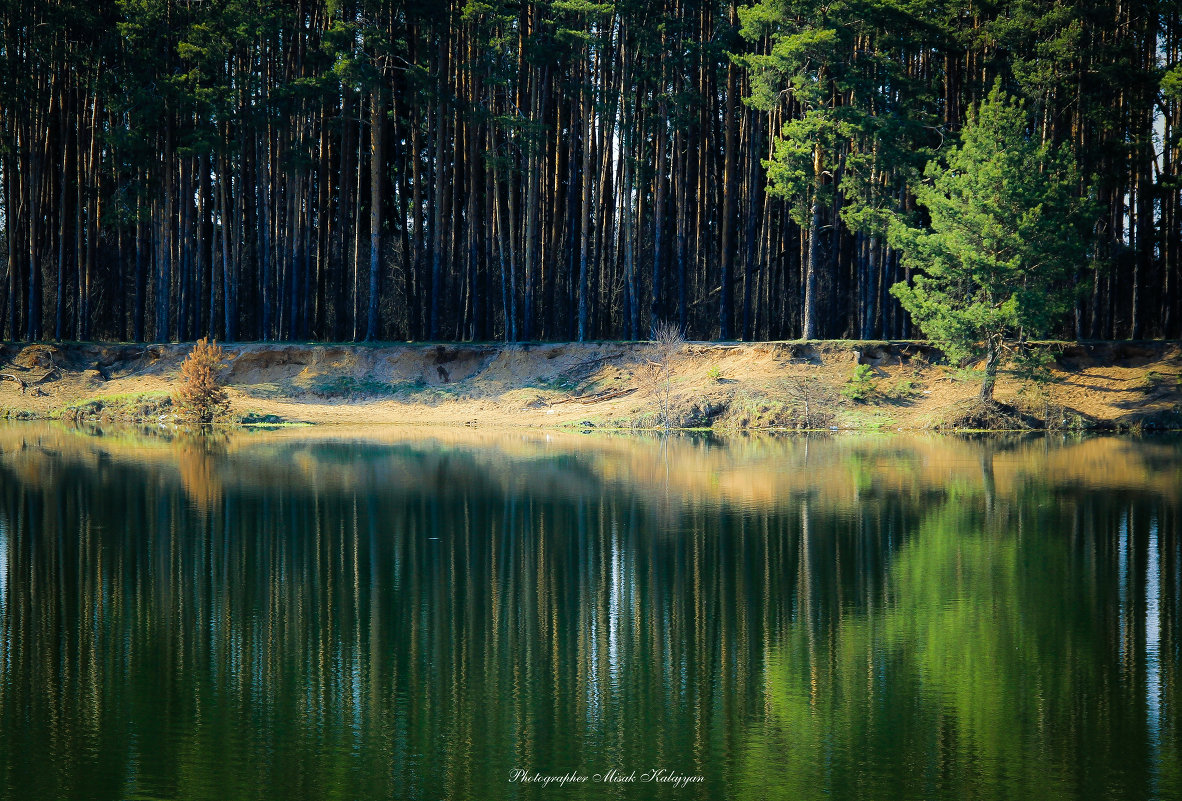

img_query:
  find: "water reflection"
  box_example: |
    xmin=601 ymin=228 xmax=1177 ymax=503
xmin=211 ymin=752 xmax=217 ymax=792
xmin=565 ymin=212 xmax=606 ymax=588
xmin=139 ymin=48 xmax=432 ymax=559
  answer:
xmin=0 ymin=425 xmax=1178 ymax=800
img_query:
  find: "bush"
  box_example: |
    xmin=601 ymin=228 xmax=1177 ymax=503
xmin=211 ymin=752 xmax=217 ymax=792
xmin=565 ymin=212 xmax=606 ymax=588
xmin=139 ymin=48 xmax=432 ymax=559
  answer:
xmin=885 ymin=378 xmax=921 ymax=401
xmin=173 ymin=338 xmax=230 ymax=425
xmin=842 ymin=363 xmax=877 ymax=402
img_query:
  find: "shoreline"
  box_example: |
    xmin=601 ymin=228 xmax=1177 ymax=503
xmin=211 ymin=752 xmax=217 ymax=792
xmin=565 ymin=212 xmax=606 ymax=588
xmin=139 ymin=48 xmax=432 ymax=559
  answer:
xmin=1 ymin=339 xmax=1180 ymax=432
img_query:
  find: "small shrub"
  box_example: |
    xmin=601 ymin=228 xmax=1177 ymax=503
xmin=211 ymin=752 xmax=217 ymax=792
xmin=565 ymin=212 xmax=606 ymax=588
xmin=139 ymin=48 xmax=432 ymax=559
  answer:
xmin=1012 ymin=348 xmax=1055 ymax=385
xmin=706 ymin=364 xmax=723 ymax=381
xmin=313 ymin=375 xmax=393 ymax=397
xmin=173 ymin=338 xmax=230 ymax=425
xmin=842 ymin=363 xmax=877 ymax=402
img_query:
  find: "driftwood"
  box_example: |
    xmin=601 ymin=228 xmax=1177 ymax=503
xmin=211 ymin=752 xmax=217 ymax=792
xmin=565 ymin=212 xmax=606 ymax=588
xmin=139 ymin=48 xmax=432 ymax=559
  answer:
xmin=0 ymin=373 xmax=28 ymax=392
xmin=2 ymin=361 xmax=59 ymax=394
xmin=553 ymin=386 xmax=637 ymax=405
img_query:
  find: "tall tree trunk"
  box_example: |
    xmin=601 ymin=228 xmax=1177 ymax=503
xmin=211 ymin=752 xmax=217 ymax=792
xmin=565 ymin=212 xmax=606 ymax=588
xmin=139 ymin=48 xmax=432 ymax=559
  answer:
xmin=334 ymin=90 xmax=353 ymax=341
xmin=25 ymin=150 xmax=41 ymax=341
xmin=719 ymin=6 xmax=739 ymax=339
xmin=365 ymin=86 xmax=383 ymax=341
xmin=429 ymin=51 xmax=446 ymax=340
xmin=802 ymin=143 xmax=824 ymax=340
xmin=651 ymin=95 xmax=668 ymax=337
xmin=577 ymin=58 xmax=592 ymax=342
xmin=218 ymin=157 xmax=235 ymax=342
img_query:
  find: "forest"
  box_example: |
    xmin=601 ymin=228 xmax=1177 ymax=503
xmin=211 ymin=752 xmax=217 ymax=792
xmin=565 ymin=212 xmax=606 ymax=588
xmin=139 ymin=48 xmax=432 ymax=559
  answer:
xmin=0 ymin=0 xmax=1179 ymax=345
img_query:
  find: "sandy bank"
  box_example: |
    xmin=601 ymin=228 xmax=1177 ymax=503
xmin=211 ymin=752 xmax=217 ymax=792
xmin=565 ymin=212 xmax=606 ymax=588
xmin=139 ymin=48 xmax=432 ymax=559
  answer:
xmin=1 ymin=339 xmax=1180 ymax=431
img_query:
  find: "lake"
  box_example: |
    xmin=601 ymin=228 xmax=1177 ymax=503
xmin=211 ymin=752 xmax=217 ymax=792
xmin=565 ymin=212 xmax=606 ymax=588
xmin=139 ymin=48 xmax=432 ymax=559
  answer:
xmin=0 ymin=425 xmax=1178 ymax=800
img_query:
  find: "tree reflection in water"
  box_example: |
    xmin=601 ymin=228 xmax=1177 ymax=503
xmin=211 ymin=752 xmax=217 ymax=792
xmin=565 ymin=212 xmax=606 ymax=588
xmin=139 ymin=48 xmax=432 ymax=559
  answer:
xmin=0 ymin=426 xmax=1177 ymax=801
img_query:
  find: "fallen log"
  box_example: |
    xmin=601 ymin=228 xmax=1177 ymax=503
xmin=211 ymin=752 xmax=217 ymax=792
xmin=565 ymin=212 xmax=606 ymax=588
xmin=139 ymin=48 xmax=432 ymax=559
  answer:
xmin=554 ymin=386 xmax=638 ymax=405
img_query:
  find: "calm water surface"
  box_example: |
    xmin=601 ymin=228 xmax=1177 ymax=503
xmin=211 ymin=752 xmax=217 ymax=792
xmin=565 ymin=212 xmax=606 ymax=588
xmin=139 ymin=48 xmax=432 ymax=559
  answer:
xmin=0 ymin=425 xmax=1179 ymax=800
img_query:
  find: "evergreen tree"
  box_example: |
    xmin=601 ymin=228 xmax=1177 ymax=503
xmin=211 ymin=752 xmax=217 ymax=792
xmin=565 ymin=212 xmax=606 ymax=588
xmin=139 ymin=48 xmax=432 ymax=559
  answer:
xmin=173 ymin=336 xmax=230 ymax=424
xmin=889 ymin=86 xmax=1094 ymax=404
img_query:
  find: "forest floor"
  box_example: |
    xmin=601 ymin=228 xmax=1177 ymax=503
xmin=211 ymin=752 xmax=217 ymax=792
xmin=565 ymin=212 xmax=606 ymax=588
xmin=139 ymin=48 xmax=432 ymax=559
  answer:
xmin=1 ymin=339 xmax=1181 ymax=432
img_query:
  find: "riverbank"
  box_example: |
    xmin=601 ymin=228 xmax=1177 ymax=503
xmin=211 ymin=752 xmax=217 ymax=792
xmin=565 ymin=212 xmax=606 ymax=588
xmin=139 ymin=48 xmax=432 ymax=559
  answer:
xmin=1 ymin=339 xmax=1180 ymax=431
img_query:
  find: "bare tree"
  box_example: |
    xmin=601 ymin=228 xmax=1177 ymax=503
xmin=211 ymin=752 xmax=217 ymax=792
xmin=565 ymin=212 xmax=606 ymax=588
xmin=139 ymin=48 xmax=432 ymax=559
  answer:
xmin=782 ymin=374 xmax=835 ymax=430
xmin=642 ymin=320 xmax=685 ymax=430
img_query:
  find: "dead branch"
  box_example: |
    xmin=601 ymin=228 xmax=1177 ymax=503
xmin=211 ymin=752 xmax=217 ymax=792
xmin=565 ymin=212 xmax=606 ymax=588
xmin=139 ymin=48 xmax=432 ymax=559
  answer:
xmin=0 ymin=373 xmax=28 ymax=392
xmin=32 ymin=367 xmax=59 ymax=385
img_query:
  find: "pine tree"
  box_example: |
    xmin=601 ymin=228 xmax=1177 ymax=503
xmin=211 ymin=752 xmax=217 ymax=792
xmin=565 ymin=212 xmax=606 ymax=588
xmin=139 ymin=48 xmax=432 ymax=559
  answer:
xmin=889 ymin=86 xmax=1095 ymax=404
xmin=173 ymin=336 xmax=230 ymax=425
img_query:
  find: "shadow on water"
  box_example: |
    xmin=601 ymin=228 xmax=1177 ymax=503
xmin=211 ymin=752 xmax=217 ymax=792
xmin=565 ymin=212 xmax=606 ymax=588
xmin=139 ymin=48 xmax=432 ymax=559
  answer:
xmin=0 ymin=423 xmax=1178 ymax=800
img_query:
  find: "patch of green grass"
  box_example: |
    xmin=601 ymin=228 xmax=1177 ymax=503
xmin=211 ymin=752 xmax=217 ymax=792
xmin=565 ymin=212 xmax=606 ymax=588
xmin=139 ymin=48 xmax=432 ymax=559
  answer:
xmin=533 ymin=375 xmax=577 ymax=393
xmin=391 ymin=378 xmax=428 ymax=395
xmin=238 ymin=411 xmax=286 ymax=425
xmin=241 ymin=419 xmax=313 ymax=429
xmin=241 ymin=381 xmax=288 ymax=399
xmin=58 ymin=391 xmax=172 ymax=423
xmin=939 ymin=365 xmax=982 ymax=384
xmin=836 ymin=408 xmax=898 ymax=431
xmin=310 ymin=375 xmax=396 ymax=397
xmin=79 ymin=390 xmax=170 ymax=405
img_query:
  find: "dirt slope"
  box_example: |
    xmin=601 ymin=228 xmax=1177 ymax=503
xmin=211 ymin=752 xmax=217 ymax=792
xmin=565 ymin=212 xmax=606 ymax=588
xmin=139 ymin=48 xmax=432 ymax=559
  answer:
xmin=1 ymin=340 xmax=1180 ymax=430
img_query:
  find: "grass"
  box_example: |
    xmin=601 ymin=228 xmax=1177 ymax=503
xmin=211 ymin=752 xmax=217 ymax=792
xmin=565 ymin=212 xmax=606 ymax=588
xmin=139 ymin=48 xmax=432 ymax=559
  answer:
xmin=240 ymin=381 xmax=288 ymax=399
xmin=309 ymin=375 xmax=397 ymax=397
xmin=57 ymin=391 xmax=172 ymax=422
xmin=884 ymin=378 xmax=922 ymax=401
xmin=714 ymin=391 xmax=797 ymax=431
xmin=835 ymin=408 xmax=898 ymax=431
xmin=533 ymin=375 xmax=577 ymax=393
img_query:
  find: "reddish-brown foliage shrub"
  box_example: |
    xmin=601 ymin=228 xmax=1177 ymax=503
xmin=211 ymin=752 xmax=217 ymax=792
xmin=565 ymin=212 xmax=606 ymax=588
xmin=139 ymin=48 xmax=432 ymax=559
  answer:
xmin=173 ymin=337 xmax=230 ymax=425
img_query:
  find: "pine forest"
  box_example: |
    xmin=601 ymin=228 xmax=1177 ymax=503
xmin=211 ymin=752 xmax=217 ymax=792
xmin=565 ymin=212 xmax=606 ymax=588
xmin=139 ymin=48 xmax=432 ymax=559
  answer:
xmin=0 ymin=0 xmax=1179 ymax=345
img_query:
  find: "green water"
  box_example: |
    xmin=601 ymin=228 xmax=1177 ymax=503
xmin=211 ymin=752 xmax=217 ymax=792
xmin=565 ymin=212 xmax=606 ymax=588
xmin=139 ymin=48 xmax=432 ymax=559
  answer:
xmin=0 ymin=425 xmax=1179 ymax=801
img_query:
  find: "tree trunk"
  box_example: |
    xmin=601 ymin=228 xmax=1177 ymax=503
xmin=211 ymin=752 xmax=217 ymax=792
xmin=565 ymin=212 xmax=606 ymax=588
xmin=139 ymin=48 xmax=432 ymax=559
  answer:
xmin=719 ymin=6 xmax=739 ymax=339
xmin=577 ymin=59 xmax=592 ymax=342
xmin=651 ymin=97 xmax=668 ymax=337
xmin=365 ymin=85 xmax=383 ymax=341
xmin=802 ymin=143 xmax=823 ymax=340
xmin=980 ymin=339 xmax=1001 ymax=403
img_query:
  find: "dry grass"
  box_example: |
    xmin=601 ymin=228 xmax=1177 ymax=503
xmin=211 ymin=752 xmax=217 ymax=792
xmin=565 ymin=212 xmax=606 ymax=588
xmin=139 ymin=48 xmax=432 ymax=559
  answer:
xmin=0 ymin=340 xmax=1179 ymax=431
